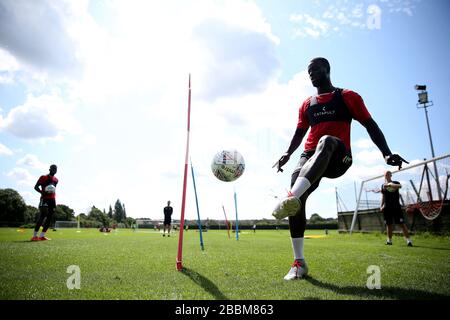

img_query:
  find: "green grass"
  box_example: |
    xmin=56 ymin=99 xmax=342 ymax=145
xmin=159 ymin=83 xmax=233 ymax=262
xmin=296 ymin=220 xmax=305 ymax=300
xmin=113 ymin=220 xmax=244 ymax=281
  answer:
xmin=0 ymin=228 xmax=449 ymax=300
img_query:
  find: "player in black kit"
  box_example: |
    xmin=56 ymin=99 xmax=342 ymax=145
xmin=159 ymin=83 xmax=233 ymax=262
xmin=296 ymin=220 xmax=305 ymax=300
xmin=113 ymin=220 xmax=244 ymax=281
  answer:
xmin=381 ymin=171 xmax=413 ymax=246
xmin=163 ymin=201 xmax=173 ymax=237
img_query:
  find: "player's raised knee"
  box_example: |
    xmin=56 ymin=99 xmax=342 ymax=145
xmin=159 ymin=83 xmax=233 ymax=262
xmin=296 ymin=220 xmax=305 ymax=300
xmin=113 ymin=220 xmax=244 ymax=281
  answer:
xmin=317 ymin=135 xmax=338 ymax=151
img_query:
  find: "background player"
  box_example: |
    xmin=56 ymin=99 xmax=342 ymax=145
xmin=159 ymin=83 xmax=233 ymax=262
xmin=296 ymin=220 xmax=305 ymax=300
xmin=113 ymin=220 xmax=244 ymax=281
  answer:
xmin=381 ymin=170 xmax=413 ymax=246
xmin=163 ymin=200 xmax=173 ymax=237
xmin=31 ymin=164 xmax=58 ymax=241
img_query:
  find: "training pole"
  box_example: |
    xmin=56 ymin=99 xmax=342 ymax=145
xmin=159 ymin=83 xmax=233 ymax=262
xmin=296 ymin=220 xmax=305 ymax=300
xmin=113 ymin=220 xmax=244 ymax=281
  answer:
xmin=234 ymin=188 xmax=239 ymax=240
xmin=176 ymin=74 xmax=191 ymax=271
xmin=190 ymin=159 xmax=204 ymax=250
xmin=222 ymin=205 xmax=231 ymax=239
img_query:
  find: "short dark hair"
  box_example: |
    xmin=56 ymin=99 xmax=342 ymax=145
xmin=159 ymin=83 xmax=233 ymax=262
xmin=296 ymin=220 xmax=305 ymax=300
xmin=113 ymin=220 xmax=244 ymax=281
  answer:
xmin=50 ymin=164 xmax=57 ymax=169
xmin=310 ymin=57 xmax=330 ymax=73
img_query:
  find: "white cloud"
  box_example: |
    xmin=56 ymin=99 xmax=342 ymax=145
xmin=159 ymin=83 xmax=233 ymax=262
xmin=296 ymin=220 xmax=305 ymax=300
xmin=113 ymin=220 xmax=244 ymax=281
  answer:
xmin=354 ymin=149 xmax=383 ymax=166
xmin=6 ymin=167 xmax=35 ymax=186
xmin=351 ymin=4 xmax=364 ymax=18
xmin=290 ymin=13 xmax=330 ymax=38
xmin=0 ymin=48 xmax=20 ymax=83
xmin=0 ymin=73 xmax=14 ymax=84
xmin=347 ymin=163 xmax=387 ymax=182
xmin=0 ymin=143 xmax=13 ymax=156
xmin=0 ymin=0 xmax=88 ymax=77
xmin=17 ymin=154 xmax=48 ymax=171
xmin=354 ymin=138 xmax=375 ymax=149
xmin=290 ymin=0 xmax=419 ymax=38
xmin=72 ymin=133 xmax=97 ymax=153
xmin=192 ymin=19 xmax=280 ymax=100
xmin=0 ymin=0 xmax=332 ymax=220
xmin=69 ymin=0 xmax=281 ymax=105
xmin=0 ymin=93 xmax=81 ymax=140
xmin=2 ymin=0 xmax=398 ymax=220
xmin=0 ymin=48 xmax=20 ymax=72
xmin=17 ymin=190 xmax=40 ymax=207
xmin=304 ymin=27 xmax=321 ymax=38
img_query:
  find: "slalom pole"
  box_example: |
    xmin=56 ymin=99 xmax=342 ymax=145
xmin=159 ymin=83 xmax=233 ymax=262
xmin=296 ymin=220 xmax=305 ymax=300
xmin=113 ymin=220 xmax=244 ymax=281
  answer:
xmin=190 ymin=159 xmax=204 ymax=250
xmin=234 ymin=187 xmax=239 ymax=241
xmin=176 ymin=74 xmax=192 ymax=271
xmin=222 ymin=205 xmax=231 ymax=239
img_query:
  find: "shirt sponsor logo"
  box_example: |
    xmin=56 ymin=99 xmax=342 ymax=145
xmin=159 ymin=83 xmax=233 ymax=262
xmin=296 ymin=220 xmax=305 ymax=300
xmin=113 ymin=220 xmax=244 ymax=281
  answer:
xmin=313 ymin=105 xmax=336 ymax=117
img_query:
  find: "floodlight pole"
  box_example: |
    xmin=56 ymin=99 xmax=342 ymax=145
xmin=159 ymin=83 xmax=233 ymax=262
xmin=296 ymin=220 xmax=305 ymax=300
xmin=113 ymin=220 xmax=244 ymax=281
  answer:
xmin=416 ymin=86 xmax=442 ymax=200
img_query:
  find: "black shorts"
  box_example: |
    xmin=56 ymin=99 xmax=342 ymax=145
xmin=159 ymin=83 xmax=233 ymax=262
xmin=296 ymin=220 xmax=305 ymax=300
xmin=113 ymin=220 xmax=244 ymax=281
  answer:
xmin=39 ymin=198 xmax=56 ymax=210
xmin=164 ymin=220 xmax=171 ymax=225
xmin=383 ymin=208 xmax=405 ymax=225
xmin=293 ymin=138 xmax=352 ymax=179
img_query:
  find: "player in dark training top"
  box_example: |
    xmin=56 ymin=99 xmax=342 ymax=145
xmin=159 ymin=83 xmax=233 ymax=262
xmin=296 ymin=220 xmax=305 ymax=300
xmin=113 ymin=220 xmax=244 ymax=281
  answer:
xmin=31 ymin=164 xmax=58 ymax=241
xmin=381 ymin=170 xmax=412 ymax=246
xmin=163 ymin=200 xmax=173 ymax=237
xmin=272 ymin=57 xmax=409 ymax=280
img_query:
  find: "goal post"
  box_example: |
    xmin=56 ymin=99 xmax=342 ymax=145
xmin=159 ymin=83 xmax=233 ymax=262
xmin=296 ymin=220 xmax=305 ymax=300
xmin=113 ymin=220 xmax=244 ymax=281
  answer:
xmin=350 ymin=153 xmax=450 ymax=234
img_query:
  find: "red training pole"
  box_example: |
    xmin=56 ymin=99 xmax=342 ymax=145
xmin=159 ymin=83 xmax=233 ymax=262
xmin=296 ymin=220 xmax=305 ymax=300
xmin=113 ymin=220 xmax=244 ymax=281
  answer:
xmin=176 ymin=74 xmax=191 ymax=271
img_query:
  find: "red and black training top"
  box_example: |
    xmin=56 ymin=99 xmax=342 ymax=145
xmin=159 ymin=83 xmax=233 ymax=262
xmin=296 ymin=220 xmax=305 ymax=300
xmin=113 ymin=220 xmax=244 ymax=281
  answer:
xmin=297 ymin=88 xmax=372 ymax=153
xmin=37 ymin=175 xmax=58 ymax=200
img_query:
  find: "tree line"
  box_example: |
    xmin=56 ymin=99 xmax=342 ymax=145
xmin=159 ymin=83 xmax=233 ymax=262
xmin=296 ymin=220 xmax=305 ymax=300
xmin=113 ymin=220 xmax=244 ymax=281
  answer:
xmin=0 ymin=188 xmax=135 ymax=228
xmin=1 ymin=188 xmax=337 ymax=229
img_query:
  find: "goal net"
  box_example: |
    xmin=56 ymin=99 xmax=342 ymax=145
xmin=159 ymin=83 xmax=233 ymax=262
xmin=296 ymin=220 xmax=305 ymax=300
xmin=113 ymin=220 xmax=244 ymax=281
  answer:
xmin=350 ymin=153 xmax=450 ymax=233
xmin=55 ymin=221 xmax=78 ymax=229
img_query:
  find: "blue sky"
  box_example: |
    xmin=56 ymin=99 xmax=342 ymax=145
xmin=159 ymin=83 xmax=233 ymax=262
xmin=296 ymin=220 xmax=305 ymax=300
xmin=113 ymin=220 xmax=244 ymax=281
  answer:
xmin=0 ymin=0 xmax=449 ymax=220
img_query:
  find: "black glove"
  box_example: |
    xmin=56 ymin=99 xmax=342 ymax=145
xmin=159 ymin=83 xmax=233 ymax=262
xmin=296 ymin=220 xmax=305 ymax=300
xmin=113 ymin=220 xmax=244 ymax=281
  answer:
xmin=272 ymin=153 xmax=290 ymax=173
xmin=385 ymin=154 xmax=409 ymax=170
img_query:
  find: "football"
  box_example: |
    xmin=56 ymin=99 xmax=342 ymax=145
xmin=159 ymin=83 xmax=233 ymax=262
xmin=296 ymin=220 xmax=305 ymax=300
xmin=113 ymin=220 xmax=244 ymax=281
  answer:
xmin=211 ymin=150 xmax=245 ymax=182
xmin=44 ymin=184 xmax=56 ymax=194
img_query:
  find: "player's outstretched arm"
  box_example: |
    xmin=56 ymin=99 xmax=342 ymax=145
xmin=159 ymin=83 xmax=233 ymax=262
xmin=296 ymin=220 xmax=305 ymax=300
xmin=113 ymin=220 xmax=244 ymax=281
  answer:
xmin=361 ymin=118 xmax=409 ymax=169
xmin=361 ymin=118 xmax=391 ymax=156
xmin=272 ymin=127 xmax=306 ymax=172
xmin=34 ymin=181 xmax=42 ymax=195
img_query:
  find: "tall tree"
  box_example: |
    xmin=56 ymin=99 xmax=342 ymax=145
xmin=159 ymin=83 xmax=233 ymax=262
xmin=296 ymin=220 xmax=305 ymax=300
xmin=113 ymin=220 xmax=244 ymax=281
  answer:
xmin=54 ymin=204 xmax=76 ymax=221
xmin=0 ymin=188 xmax=27 ymax=223
xmin=25 ymin=205 xmax=39 ymax=224
xmin=88 ymin=206 xmax=109 ymax=226
xmin=309 ymin=213 xmax=325 ymax=223
xmin=114 ymin=199 xmax=124 ymax=223
xmin=107 ymin=205 xmax=113 ymax=219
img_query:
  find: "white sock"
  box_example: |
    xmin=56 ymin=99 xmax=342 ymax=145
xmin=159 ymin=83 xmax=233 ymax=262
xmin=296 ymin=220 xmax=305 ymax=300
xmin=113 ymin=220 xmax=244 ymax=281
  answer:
xmin=387 ymin=238 xmax=392 ymax=242
xmin=40 ymin=232 xmax=45 ymax=237
xmin=291 ymin=237 xmax=304 ymax=260
xmin=406 ymin=238 xmax=411 ymax=243
xmin=33 ymin=231 xmax=38 ymax=237
xmin=290 ymin=177 xmax=311 ymax=198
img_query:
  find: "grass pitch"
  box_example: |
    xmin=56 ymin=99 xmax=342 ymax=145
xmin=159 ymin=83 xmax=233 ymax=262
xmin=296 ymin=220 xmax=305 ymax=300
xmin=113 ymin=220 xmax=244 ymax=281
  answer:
xmin=0 ymin=228 xmax=449 ymax=300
